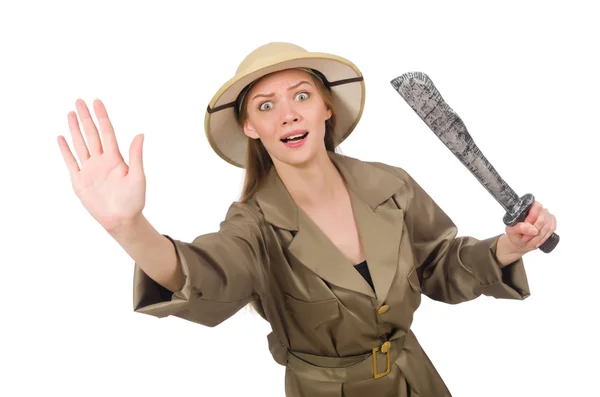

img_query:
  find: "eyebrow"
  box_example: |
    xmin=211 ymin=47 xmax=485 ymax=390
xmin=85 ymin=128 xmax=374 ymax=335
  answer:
xmin=251 ymin=80 xmax=313 ymax=101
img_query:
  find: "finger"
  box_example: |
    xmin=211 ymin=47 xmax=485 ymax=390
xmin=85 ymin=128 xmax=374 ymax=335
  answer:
xmin=128 ymin=134 xmax=144 ymax=177
xmin=524 ymin=201 xmax=543 ymax=225
xmin=516 ymin=222 xmax=537 ymax=243
xmin=75 ymin=98 xmax=104 ymax=156
xmin=536 ymin=213 xmax=557 ymax=249
xmin=67 ymin=110 xmax=91 ymax=162
xmin=516 ymin=222 xmax=538 ymax=236
xmin=505 ymin=222 xmax=535 ymax=241
xmin=57 ymin=135 xmax=80 ymax=175
xmin=529 ymin=209 xmax=550 ymax=248
xmin=521 ymin=233 xmax=536 ymax=243
xmin=93 ymin=99 xmax=121 ymax=156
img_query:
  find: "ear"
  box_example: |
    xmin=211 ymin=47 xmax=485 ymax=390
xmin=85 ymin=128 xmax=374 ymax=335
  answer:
xmin=325 ymin=106 xmax=332 ymax=121
xmin=243 ymin=119 xmax=260 ymax=140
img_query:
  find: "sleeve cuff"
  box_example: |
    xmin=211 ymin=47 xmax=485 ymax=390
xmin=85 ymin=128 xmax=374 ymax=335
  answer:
xmin=132 ymin=235 xmax=195 ymax=318
xmin=460 ymin=235 xmax=531 ymax=300
xmin=132 ymin=234 xmax=255 ymax=327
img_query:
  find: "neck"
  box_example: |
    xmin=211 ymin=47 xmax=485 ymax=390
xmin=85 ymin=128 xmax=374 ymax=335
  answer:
xmin=273 ymin=150 xmax=345 ymax=209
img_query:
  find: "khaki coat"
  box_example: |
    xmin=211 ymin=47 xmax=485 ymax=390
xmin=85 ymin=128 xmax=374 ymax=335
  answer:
xmin=133 ymin=151 xmax=530 ymax=396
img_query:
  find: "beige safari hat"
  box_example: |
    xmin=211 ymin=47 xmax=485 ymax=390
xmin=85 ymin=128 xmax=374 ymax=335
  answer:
xmin=204 ymin=42 xmax=365 ymax=168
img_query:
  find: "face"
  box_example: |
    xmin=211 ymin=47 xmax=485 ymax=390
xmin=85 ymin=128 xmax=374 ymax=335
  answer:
xmin=242 ymin=68 xmax=332 ymax=168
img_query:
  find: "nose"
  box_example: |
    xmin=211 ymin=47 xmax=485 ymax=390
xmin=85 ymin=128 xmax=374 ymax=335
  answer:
xmin=280 ymin=101 xmax=301 ymax=126
xmin=282 ymin=115 xmax=299 ymax=125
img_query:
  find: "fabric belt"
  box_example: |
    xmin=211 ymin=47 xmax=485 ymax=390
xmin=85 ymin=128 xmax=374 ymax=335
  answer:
xmin=268 ymin=332 xmax=407 ymax=383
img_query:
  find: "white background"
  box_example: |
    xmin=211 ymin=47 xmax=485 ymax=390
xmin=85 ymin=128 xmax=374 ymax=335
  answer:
xmin=1 ymin=0 xmax=598 ymax=396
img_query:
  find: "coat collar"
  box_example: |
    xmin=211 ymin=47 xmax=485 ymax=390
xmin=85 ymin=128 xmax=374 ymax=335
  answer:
xmin=254 ymin=151 xmax=404 ymax=230
xmin=254 ymin=151 xmax=407 ymax=304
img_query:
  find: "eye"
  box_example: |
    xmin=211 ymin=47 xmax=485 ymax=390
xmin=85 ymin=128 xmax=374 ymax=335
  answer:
xmin=296 ymin=92 xmax=309 ymax=101
xmin=259 ymin=101 xmax=273 ymax=111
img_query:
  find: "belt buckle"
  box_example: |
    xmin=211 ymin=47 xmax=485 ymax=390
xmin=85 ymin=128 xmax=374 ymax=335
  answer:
xmin=372 ymin=341 xmax=391 ymax=379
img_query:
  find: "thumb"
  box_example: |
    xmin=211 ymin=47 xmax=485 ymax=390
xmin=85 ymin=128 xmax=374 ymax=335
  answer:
xmin=517 ymin=222 xmax=538 ymax=236
xmin=128 ymin=134 xmax=145 ymax=177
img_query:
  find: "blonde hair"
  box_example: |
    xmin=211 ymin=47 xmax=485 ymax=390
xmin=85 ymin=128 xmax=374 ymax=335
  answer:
xmin=234 ymin=69 xmax=339 ymax=316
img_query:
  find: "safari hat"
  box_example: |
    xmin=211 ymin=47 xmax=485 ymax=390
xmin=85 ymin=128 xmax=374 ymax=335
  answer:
xmin=204 ymin=42 xmax=365 ymax=168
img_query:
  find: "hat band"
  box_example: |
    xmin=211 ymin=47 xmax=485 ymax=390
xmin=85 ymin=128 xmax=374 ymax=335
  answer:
xmin=206 ymin=74 xmax=363 ymax=115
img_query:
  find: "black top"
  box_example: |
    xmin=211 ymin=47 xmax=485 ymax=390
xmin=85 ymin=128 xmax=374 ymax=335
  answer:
xmin=354 ymin=260 xmax=375 ymax=291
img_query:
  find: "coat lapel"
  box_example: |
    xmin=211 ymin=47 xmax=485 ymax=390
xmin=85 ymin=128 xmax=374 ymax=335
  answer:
xmin=349 ymin=190 xmax=405 ymax=305
xmin=254 ymin=151 xmax=408 ymax=304
xmin=288 ymin=208 xmax=377 ymax=298
xmin=333 ymin=153 xmax=407 ymax=305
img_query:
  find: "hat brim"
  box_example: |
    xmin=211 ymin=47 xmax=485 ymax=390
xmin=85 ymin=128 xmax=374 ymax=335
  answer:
xmin=204 ymin=52 xmax=365 ymax=168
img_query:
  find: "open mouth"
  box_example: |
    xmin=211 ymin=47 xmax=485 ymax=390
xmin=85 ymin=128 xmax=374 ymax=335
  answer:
xmin=281 ymin=132 xmax=309 ymax=143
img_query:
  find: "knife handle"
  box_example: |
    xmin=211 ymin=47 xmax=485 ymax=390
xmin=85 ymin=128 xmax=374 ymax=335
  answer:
xmin=503 ymin=193 xmax=560 ymax=253
xmin=538 ymin=232 xmax=560 ymax=253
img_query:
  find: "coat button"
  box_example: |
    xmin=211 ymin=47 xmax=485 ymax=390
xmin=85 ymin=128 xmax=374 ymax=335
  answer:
xmin=377 ymin=305 xmax=389 ymax=315
xmin=381 ymin=341 xmax=391 ymax=353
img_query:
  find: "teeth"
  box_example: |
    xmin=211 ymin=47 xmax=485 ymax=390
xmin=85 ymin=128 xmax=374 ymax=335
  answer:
xmin=282 ymin=132 xmax=308 ymax=142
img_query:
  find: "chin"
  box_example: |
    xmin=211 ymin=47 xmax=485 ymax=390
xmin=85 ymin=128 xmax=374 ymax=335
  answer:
xmin=275 ymin=149 xmax=325 ymax=169
xmin=274 ymin=154 xmax=311 ymax=168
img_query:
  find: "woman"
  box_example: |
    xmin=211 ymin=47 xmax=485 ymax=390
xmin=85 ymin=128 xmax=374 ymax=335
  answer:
xmin=57 ymin=42 xmax=557 ymax=396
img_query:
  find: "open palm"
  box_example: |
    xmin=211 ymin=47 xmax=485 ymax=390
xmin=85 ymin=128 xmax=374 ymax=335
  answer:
xmin=58 ymin=98 xmax=146 ymax=232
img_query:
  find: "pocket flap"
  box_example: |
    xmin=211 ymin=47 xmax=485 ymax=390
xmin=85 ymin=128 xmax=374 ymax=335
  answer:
xmin=284 ymin=293 xmax=340 ymax=328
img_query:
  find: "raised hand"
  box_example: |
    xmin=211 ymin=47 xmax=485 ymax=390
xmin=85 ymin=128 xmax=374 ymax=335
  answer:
xmin=58 ymin=99 xmax=146 ymax=233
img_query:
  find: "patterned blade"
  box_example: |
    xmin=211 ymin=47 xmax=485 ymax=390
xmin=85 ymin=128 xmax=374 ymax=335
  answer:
xmin=390 ymin=72 xmax=521 ymax=215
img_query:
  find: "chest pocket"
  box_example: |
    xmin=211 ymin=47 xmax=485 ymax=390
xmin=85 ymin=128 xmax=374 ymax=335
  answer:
xmin=284 ymin=293 xmax=340 ymax=329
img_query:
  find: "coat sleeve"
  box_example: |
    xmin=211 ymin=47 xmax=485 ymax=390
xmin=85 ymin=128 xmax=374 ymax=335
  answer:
xmin=394 ymin=167 xmax=531 ymax=304
xmin=132 ymin=201 xmax=268 ymax=327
